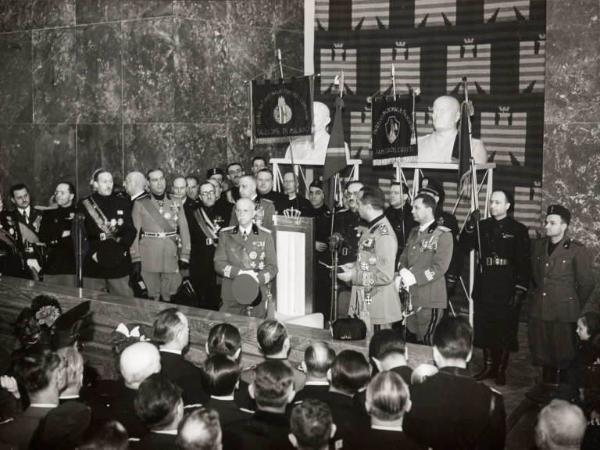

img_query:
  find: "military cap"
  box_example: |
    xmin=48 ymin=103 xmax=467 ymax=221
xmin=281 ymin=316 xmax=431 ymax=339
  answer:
xmin=419 ymin=177 xmax=443 ymax=198
xmin=206 ymin=167 xmax=225 ymax=178
xmin=309 ymin=179 xmax=324 ymax=191
xmin=547 ymin=204 xmax=571 ymax=224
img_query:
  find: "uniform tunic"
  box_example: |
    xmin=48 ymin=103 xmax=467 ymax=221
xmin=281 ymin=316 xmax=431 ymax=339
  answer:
xmin=384 ymin=202 xmax=415 ymax=264
xmin=460 ymin=215 xmax=530 ymax=351
xmin=528 ymin=236 xmax=595 ymax=368
xmin=38 ymin=205 xmax=77 ymax=275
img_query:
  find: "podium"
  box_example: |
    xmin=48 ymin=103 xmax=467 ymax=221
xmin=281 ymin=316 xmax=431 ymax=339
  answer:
xmin=272 ymin=215 xmax=315 ymax=316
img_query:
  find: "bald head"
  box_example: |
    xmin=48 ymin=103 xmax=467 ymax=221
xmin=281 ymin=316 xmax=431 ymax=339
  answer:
xmin=432 ymin=95 xmax=461 ymax=132
xmin=119 ymin=342 xmax=161 ymax=389
xmin=304 ymin=342 xmax=335 ymax=378
xmin=238 ymin=175 xmax=257 ymax=199
xmin=176 ymin=409 xmax=222 ymax=450
xmin=535 ymin=400 xmax=586 ymax=450
xmin=124 ymin=171 xmax=147 ymax=198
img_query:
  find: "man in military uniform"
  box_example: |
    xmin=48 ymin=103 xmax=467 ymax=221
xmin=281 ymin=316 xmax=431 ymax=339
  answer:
xmin=256 ymin=168 xmax=286 ymax=211
xmin=124 ymin=171 xmax=148 ymax=203
xmin=229 ymin=176 xmax=276 ymax=232
xmin=460 ymin=190 xmax=530 ymax=385
xmin=384 ymin=181 xmax=415 ymax=264
xmin=214 ymin=198 xmax=278 ymax=318
xmin=309 ymin=180 xmax=332 ymax=321
xmin=338 ymin=187 xmax=401 ymax=331
xmin=225 ymin=162 xmax=244 ymax=204
xmin=184 ymin=181 xmax=225 ymax=310
xmin=79 ymin=169 xmax=136 ymax=297
xmin=207 ymin=177 xmax=232 ymax=224
xmin=396 ymin=193 xmax=453 ymax=345
xmin=528 ymin=205 xmax=595 ymax=401
xmin=130 ymin=168 xmax=191 ymax=301
xmin=39 ymin=182 xmax=77 ymax=287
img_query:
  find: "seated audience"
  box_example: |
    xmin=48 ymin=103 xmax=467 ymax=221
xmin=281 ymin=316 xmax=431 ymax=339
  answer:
xmin=325 ymin=350 xmax=371 ymax=443
xmin=404 ymin=316 xmax=506 ymax=450
xmin=294 ymin=342 xmax=335 ymax=403
xmin=0 ymin=349 xmax=90 ymax=449
xmin=201 ymin=354 xmax=253 ymax=425
xmin=77 ymin=420 xmax=129 ymax=450
xmin=289 ymin=399 xmax=338 ymax=450
xmin=176 ymin=408 xmax=224 ymax=450
xmin=348 ymin=371 xmax=424 ymax=449
xmin=153 ymin=308 xmax=206 ymax=405
xmin=133 ymin=373 xmax=184 ymax=450
xmin=228 ymin=360 xmax=296 ymax=450
xmin=57 ymin=345 xmax=84 ymax=403
xmin=535 ymin=399 xmax=587 ymax=450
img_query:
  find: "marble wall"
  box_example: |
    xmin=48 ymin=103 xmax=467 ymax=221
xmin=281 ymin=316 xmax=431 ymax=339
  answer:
xmin=0 ymin=0 xmax=303 ymax=201
xmin=543 ymin=0 xmax=600 ymax=267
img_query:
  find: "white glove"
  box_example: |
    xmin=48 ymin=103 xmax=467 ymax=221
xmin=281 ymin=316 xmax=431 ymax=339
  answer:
xmin=399 ymin=268 xmax=417 ymax=287
xmin=26 ymin=258 xmax=42 ymax=273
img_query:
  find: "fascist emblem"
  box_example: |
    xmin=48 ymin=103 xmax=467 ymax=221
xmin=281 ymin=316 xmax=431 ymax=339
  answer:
xmin=273 ymin=96 xmax=293 ymax=125
xmin=385 ymin=116 xmax=401 ymax=144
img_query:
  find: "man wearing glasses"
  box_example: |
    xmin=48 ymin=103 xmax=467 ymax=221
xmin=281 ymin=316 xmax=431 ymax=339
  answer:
xmin=183 ymin=181 xmax=226 ymax=310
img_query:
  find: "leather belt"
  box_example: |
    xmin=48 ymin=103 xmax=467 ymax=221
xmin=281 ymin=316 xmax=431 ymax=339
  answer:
xmin=141 ymin=231 xmax=177 ymax=238
xmin=485 ymin=257 xmax=509 ymax=266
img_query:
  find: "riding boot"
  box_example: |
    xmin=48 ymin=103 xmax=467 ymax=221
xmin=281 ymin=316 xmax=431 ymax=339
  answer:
xmin=495 ymin=350 xmax=509 ymax=386
xmin=474 ymin=348 xmax=497 ymax=381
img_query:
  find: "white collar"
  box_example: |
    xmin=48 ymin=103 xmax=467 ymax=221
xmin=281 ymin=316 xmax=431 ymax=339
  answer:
xmin=18 ymin=206 xmax=31 ymax=215
xmin=419 ymin=219 xmax=435 ymax=232
xmin=211 ymin=394 xmax=235 ymax=401
xmin=372 ymin=424 xmax=403 ymax=432
xmin=160 ymin=348 xmax=182 ymax=355
xmin=29 ymin=403 xmax=58 ymax=408
xmin=305 ymin=380 xmax=329 ymax=386
xmin=152 ymin=429 xmax=178 ymax=435
xmin=59 ymin=394 xmax=80 ymax=400
xmin=239 ymin=224 xmax=253 ymax=235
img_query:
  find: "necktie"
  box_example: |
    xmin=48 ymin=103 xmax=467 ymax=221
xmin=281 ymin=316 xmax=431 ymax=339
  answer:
xmin=22 ymin=211 xmax=29 ymax=224
xmin=242 ymin=231 xmax=248 ymax=241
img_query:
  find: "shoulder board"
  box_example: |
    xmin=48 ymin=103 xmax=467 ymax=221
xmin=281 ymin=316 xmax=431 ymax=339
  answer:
xmin=257 ymin=225 xmax=272 ymax=234
xmin=242 ymin=364 xmax=257 ymax=372
xmin=437 ymin=225 xmax=451 ymax=232
xmin=261 ymin=198 xmax=274 ymax=204
xmin=220 ymin=226 xmax=235 ymax=233
xmin=33 ymin=205 xmax=48 ymax=211
xmin=377 ymin=223 xmax=389 ymax=235
xmin=564 ymin=238 xmax=583 ymax=248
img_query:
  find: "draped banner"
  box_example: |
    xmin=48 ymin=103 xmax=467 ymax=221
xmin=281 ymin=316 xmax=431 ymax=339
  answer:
xmin=371 ymin=95 xmax=417 ymax=165
xmin=314 ymin=0 xmax=546 ymax=231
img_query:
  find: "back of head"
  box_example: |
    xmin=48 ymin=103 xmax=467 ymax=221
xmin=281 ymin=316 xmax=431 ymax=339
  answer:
xmin=201 ymin=353 xmax=240 ymax=397
xmin=153 ymin=308 xmax=185 ymax=345
xmin=366 ymin=371 xmax=410 ymax=421
xmin=119 ymin=342 xmax=161 ymax=389
xmin=257 ymin=320 xmax=288 ymax=356
xmin=369 ymin=329 xmax=406 ymax=361
xmin=433 ymin=316 xmax=472 ymax=361
xmin=176 ymin=408 xmax=222 ymax=450
xmin=56 ymin=345 xmax=84 ymax=391
xmin=252 ymin=360 xmax=294 ymax=409
xmin=290 ymin=399 xmax=333 ymax=450
xmin=134 ymin=373 xmax=183 ymax=431
xmin=304 ymin=342 xmax=335 ymax=378
xmin=206 ymin=323 xmax=241 ymax=360
xmin=330 ymin=350 xmax=370 ymax=395
xmin=358 ymin=186 xmax=385 ymax=211
xmin=535 ymin=399 xmax=586 ymax=450
xmin=13 ymin=348 xmax=62 ymax=395
xmin=78 ymin=420 xmax=129 ymax=450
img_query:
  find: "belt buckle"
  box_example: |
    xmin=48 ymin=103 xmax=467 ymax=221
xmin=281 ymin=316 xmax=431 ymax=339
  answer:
xmin=158 ymin=232 xmax=166 ymax=238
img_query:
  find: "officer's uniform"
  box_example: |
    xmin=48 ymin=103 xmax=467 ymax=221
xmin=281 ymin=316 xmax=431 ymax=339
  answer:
xmin=78 ymin=192 xmax=136 ymax=297
xmin=229 ymin=196 xmax=276 ymax=232
xmin=258 ymin=190 xmax=287 ymax=213
xmin=349 ymin=214 xmax=402 ymax=327
xmin=0 ymin=206 xmax=44 ymax=279
xmin=384 ymin=202 xmax=415 ymax=264
xmin=404 ymin=366 xmax=506 ymax=450
xmin=460 ymin=216 xmax=530 ymax=351
xmin=398 ymin=221 xmax=453 ymax=345
xmin=529 ymin=235 xmax=595 ymax=369
xmin=214 ymin=194 xmax=233 ymax=223
xmin=130 ymin=193 xmax=191 ymax=301
xmin=214 ymin=224 xmax=278 ymax=318
xmin=38 ymin=204 xmax=77 ymax=287
xmin=184 ymin=200 xmax=226 ymax=309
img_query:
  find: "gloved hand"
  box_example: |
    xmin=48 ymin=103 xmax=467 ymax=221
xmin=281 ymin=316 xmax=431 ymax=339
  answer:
xmin=178 ymin=260 xmax=189 ymax=271
xmin=508 ymin=289 xmax=527 ymax=308
xmin=131 ymin=261 xmax=142 ymax=278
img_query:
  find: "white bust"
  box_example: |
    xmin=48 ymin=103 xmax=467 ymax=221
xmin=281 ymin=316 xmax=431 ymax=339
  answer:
xmin=416 ymin=95 xmax=487 ymax=164
xmin=284 ymin=101 xmax=349 ymax=165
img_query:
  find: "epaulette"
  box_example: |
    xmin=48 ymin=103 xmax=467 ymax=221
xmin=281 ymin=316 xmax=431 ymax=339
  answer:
xmin=563 ymin=238 xmax=582 ymax=249
xmin=260 ymin=197 xmax=274 ymax=204
xmin=220 ymin=226 xmax=235 ymax=233
xmin=377 ymin=223 xmax=389 ymax=235
xmin=437 ymin=225 xmax=451 ymax=232
xmin=257 ymin=225 xmax=272 ymax=234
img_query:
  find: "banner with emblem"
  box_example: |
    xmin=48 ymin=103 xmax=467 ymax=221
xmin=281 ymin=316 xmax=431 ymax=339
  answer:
xmin=250 ymin=76 xmax=313 ymax=145
xmin=371 ymin=95 xmax=417 ymax=166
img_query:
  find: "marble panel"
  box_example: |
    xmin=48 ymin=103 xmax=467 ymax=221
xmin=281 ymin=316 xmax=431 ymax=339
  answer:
xmin=174 ymin=19 xmax=229 ymax=122
xmin=122 ymin=17 xmax=176 ymax=123
xmin=172 ymin=123 xmax=227 ymax=176
xmin=123 ymin=123 xmax=175 ymax=176
xmin=546 ymin=0 xmax=598 ymax=31
xmin=0 ymin=0 xmax=33 ymax=33
xmin=543 ymin=122 xmax=600 ymax=265
xmin=76 ymin=23 xmax=122 ymax=123
xmin=75 ymin=0 xmax=121 ymax=25
xmin=174 ymin=0 xmax=229 ymax=21
xmin=229 ymin=0 xmax=304 ymax=31
xmin=274 ymin=29 xmax=305 ymax=79
xmin=121 ymin=0 xmax=174 ymax=20
xmin=0 ymin=33 xmax=33 ymax=124
xmin=76 ymin=124 xmax=124 ymax=196
xmin=32 ymin=28 xmax=78 ymax=124
xmin=544 ymin=23 xmax=600 ymax=124
xmin=31 ymin=0 xmax=76 ymax=29
xmin=0 ymin=125 xmax=34 ymax=199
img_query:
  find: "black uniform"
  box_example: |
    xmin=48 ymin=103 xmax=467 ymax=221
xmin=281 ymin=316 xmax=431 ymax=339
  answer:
xmin=205 ymin=397 xmax=253 ymax=426
xmin=312 ymin=204 xmax=333 ymax=321
xmin=275 ymin=195 xmax=313 ymax=217
xmin=384 ymin=202 xmax=415 ymax=264
xmin=0 ymin=208 xmax=44 ymax=278
xmin=227 ymin=410 xmax=290 ymax=450
xmin=38 ymin=205 xmax=77 ymax=277
xmin=460 ymin=215 xmax=530 ymax=351
xmin=0 ymin=214 xmax=27 ymax=277
xmin=259 ymin=190 xmax=287 ymax=213
xmin=435 ymin=211 xmax=461 ymax=290
xmin=159 ymin=350 xmax=208 ymax=406
xmin=225 ymin=186 xmax=241 ymax=204
xmin=214 ymin=194 xmax=233 ymax=223
xmin=78 ymin=193 xmax=136 ymax=280
xmin=404 ymin=366 xmax=506 ymax=450
xmin=331 ymin=209 xmax=364 ymax=265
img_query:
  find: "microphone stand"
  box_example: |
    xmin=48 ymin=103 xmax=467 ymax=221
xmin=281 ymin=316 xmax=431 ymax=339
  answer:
xmin=75 ymin=212 xmax=85 ymax=288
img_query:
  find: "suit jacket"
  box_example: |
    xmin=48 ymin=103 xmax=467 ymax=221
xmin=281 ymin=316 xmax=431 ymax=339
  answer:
xmin=404 ymin=366 xmax=505 ymax=450
xmin=398 ymin=222 xmax=453 ymax=309
xmin=346 ymin=427 xmax=426 ymax=450
xmin=130 ymin=195 xmax=191 ymax=272
xmin=229 ymin=197 xmax=276 ymax=232
xmin=132 ymin=431 xmax=176 ymax=450
xmin=206 ymin=396 xmax=253 ymax=425
xmin=323 ymin=391 xmax=370 ymax=442
xmin=214 ymin=224 xmax=278 ymax=303
xmin=293 ymin=381 xmax=330 ymax=403
xmin=160 ymin=351 xmax=207 ymax=406
xmin=227 ymin=410 xmax=290 ymax=450
xmin=349 ymin=214 xmax=402 ymax=325
xmin=529 ymin=236 xmax=595 ymax=322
